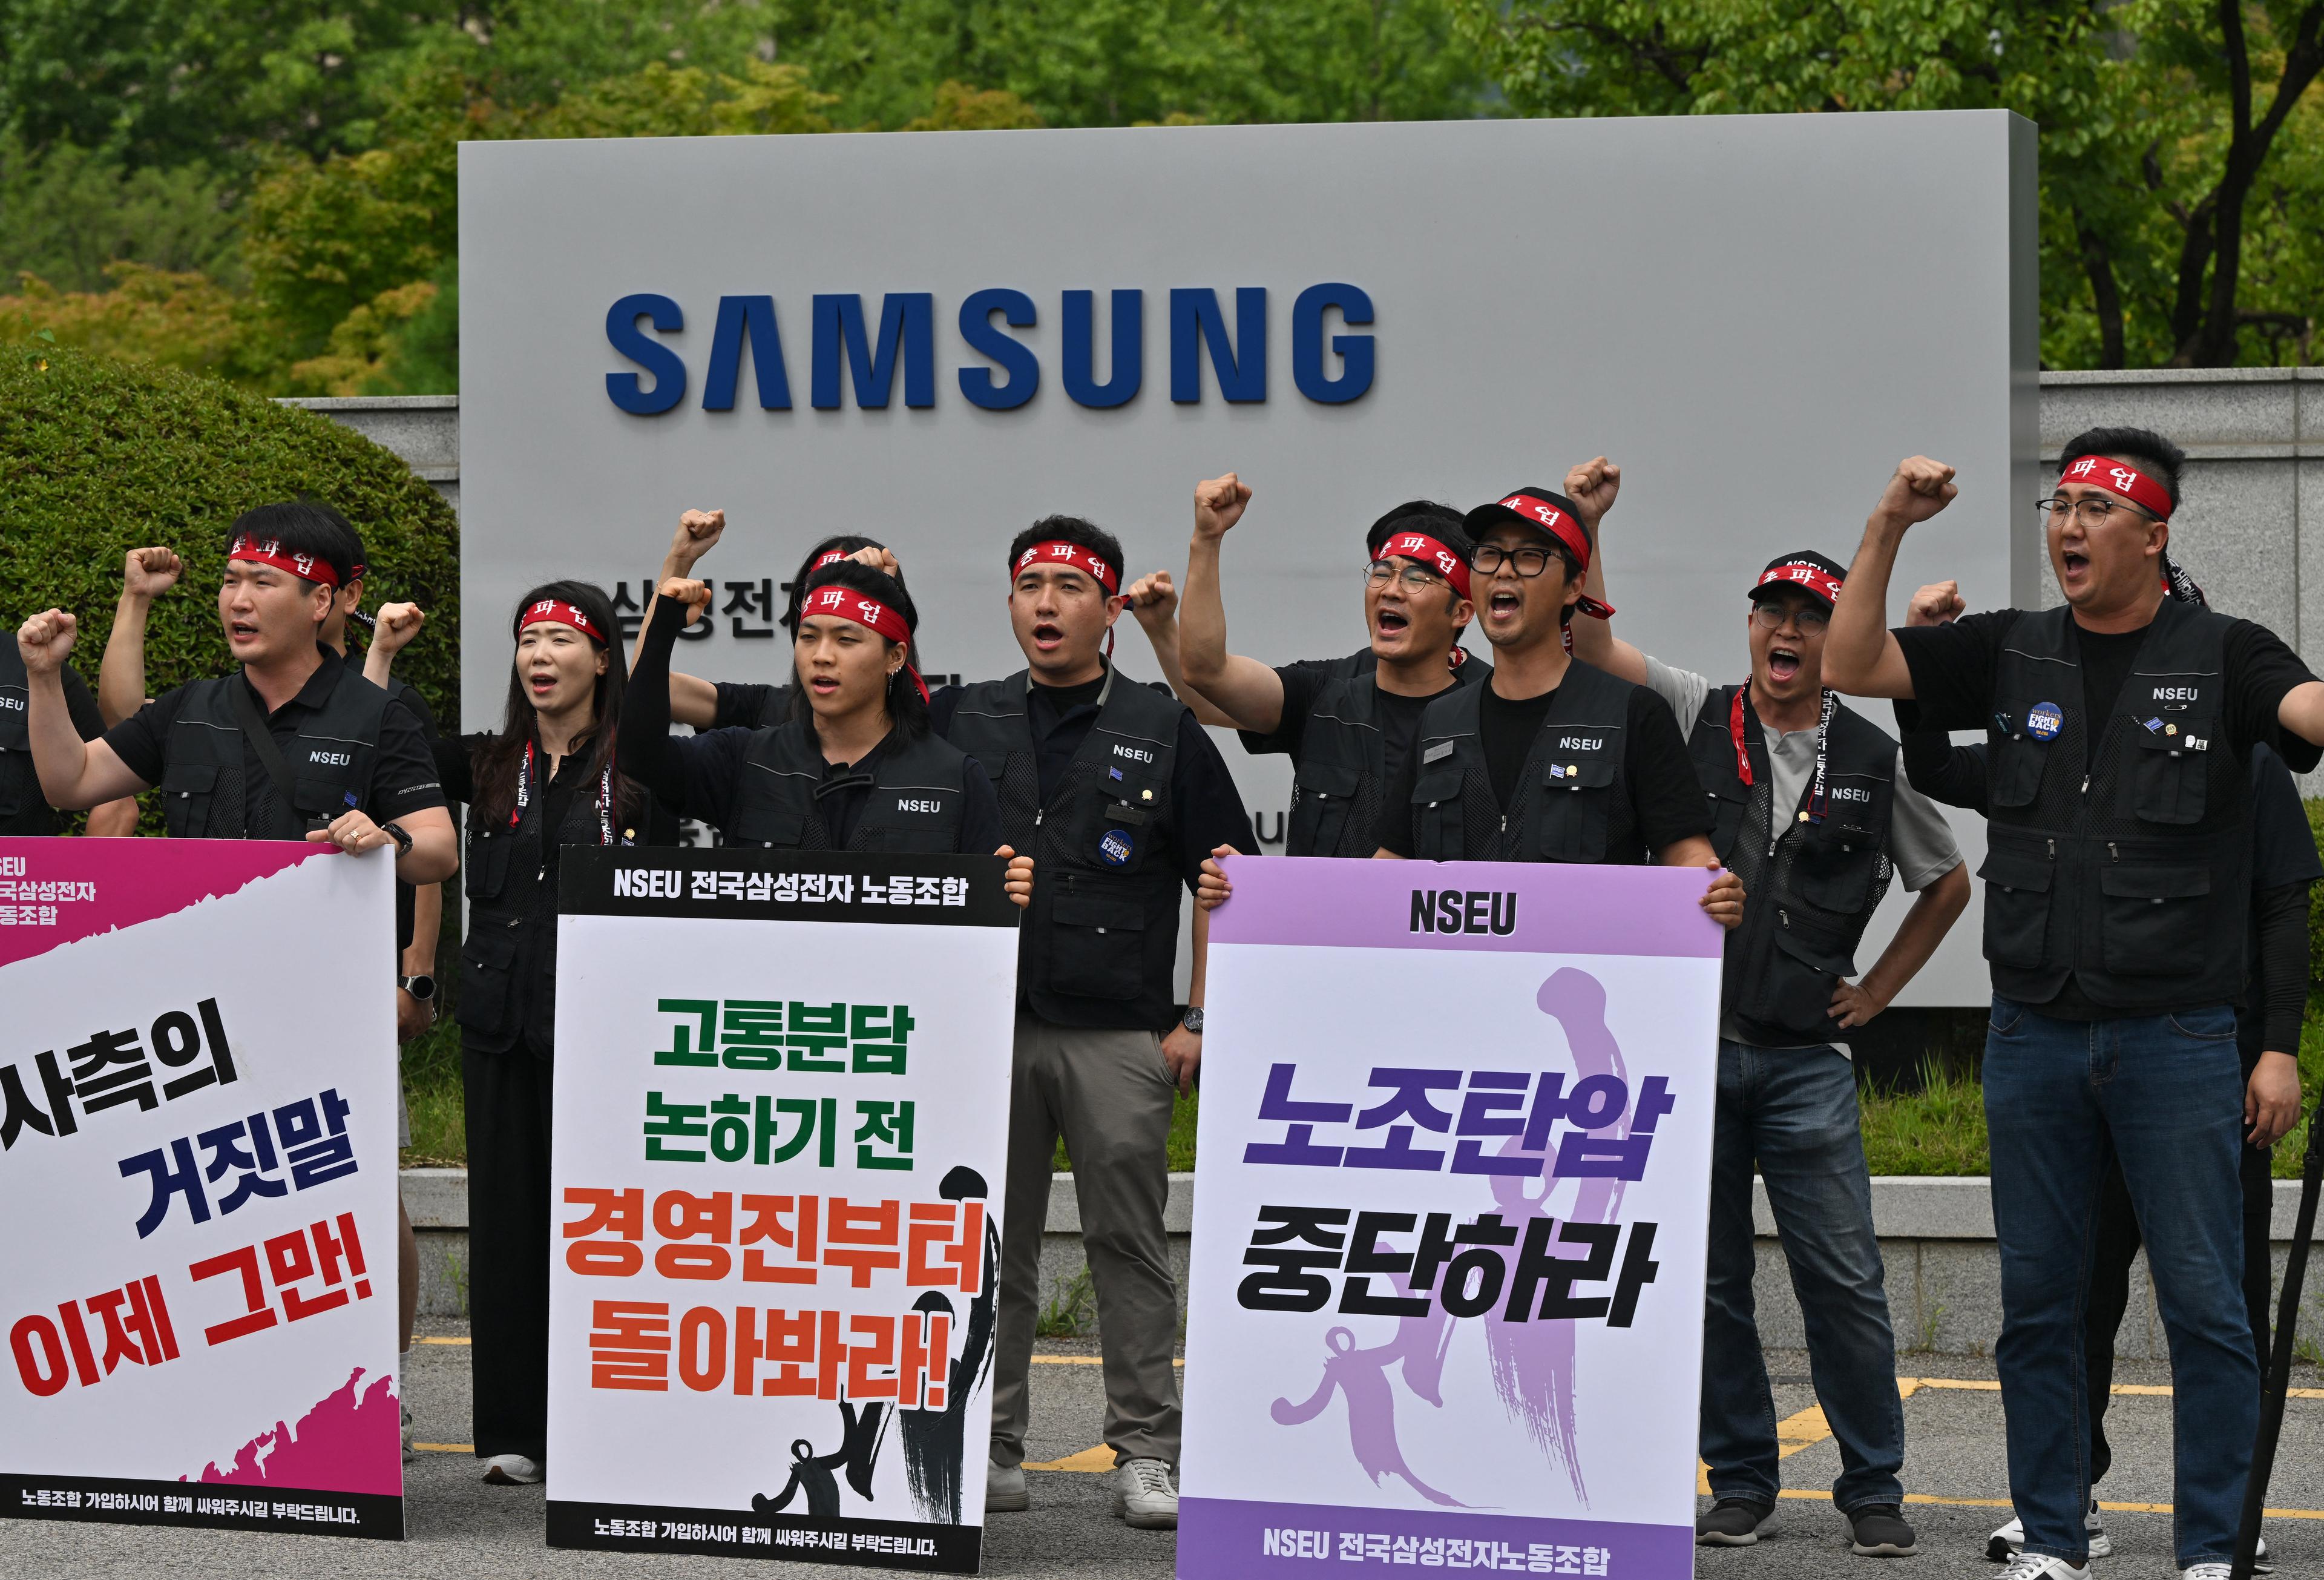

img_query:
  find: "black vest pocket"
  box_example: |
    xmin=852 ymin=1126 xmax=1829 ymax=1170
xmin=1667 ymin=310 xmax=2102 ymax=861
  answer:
xmin=1790 ymin=824 xmax=1883 ymax=915
xmin=1977 ymin=845 xmax=2054 ymax=969
xmin=0 ymin=748 xmax=29 ymax=819
xmin=2098 ymin=863 xmax=2209 ymax=975
xmin=1706 ymin=787 xmax=1746 ymax=865
xmin=1532 ymin=754 xmax=1616 ymax=863
xmin=1989 ymin=735 xmax=2047 ymax=809
xmin=725 ymin=797 xmax=807 ymax=849
xmin=2127 ymin=726 xmax=2211 ymax=826
xmin=294 ymin=774 xmax=354 ymax=831
xmin=456 ymin=925 xmax=523 ymax=1038
xmin=159 ymin=761 xmax=217 ymax=838
xmin=1289 ymin=761 xmax=1361 ymax=858
xmin=1411 ymin=766 xmax=1466 ymax=861
xmin=1764 ymin=928 xmax=1851 ymax=1035
xmin=1046 ymin=887 xmax=1146 ymax=1000
xmin=467 ymin=825 xmax=514 ymax=900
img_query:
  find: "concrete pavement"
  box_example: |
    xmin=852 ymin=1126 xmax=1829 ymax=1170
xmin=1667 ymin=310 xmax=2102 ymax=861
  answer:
xmin=4 ymin=1325 xmax=2320 ymax=1578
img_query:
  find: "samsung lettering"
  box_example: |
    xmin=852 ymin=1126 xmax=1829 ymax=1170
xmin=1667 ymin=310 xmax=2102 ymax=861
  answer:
xmin=603 ymin=285 xmax=1376 ymax=415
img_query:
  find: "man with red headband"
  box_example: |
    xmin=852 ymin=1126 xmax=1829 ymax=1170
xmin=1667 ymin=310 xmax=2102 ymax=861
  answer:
xmin=1823 ymin=435 xmax=2324 ymax=1580
xmin=1154 ymin=473 xmax=1486 ymax=858
xmin=1370 ymin=485 xmax=1741 ymax=925
xmin=929 ymin=513 xmax=1255 ymax=1532
xmin=18 ymin=502 xmax=455 ymax=885
xmin=1561 ymin=460 xmax=1967 ymax=1556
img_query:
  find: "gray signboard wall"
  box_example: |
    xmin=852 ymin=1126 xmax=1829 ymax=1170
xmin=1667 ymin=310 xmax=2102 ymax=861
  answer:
xmin=461 ymin=110 xmax=2037 ymax=1006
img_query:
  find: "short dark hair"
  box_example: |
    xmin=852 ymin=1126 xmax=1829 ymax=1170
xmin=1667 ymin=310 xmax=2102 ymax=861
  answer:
xmin=1006 ymin=515 xmax=1124 ymax=591
xmin=224 ymin=501 xmax=358 ymax=590
xmin=1364 ymin=500 xmax=1467 ymax=559
xmin=2060 ymin=426 xmax=2188 ymax=509
xmin=783 ymin=535 xmax=896 ymax=631
xmin=795 ymin=561 xmax=929 ymax=741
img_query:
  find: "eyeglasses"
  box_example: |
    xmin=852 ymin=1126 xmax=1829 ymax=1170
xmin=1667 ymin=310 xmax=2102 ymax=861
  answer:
xmin=2037 ymin=496 xmax=2153 ymax=529
xmin=1751 ymin=602 xmax=1828 ymax=631
xmin=1361 ymin=562 xmax=1450 ymax=591
xmin=1471 ymin=544 xmax=1556 ymax=578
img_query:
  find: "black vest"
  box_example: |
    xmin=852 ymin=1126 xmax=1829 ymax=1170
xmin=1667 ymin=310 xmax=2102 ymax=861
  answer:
xmin=1286 ymin=650 xmax=1489 ymax=858
xmin=1690 ymin=685 xmax=1898 ymax=1043
xmin=1407 ymin=659 xmax=1648 ymax=864
xmin=1980 ymin=601 xmax=2253 ymax=1012
xmin=154 ymin=665 xmax=392 ymax=840
xmin=945 ymin=671 xmax=1185 ymax=1029
xmin=458 ymin=753 xmax=625 ymax=1060
xmin=0 ymin=641 xmax=59 ymax=834
xmin=722 ymin=723 xmax=971 ymax=852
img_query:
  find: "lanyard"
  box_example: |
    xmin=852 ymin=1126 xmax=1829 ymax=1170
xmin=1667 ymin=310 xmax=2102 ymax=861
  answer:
xmin=513 ymin=739 xmax=623 ymax=846
xmin=1728 ymin=685 xmax=1840 ymax=825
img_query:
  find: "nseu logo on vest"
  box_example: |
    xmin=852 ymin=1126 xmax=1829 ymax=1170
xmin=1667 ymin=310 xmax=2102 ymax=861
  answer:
xmin=602 ymin=285 xmax=1374 ymax=415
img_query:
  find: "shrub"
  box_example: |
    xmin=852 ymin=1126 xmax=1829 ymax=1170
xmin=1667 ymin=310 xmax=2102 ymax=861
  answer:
xmin=0 ymin=341 xmax=461 ymax=812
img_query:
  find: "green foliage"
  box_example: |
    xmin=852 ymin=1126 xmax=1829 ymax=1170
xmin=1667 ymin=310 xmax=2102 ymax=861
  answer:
xmin=0 ymin=343 xmax=462 ymax=784
xmin=0 ymin=136 xmax=244 ymax=293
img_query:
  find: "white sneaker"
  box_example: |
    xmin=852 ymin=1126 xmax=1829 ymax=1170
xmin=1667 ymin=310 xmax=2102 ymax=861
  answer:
xmin=1988 ymin=1504 xmax=2110 ymax=1562
xmin=986 ymin=1458 xmax=1028 ymax=1513
xmin=1109 ymin=1458 xmax=1178 ymax=1529
xmin=2182 ymin=1565 xmax=2232 ymax=1580
xmin=1998 ymin=1555 xmax=2090 ymax=1580
xmin=482 ymin=1453 xmax=543 ymax=1485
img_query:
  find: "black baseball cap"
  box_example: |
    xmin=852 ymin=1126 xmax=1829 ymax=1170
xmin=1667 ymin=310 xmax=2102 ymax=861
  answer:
xmin=1748 ymin=551 xmax=1846 ymax=610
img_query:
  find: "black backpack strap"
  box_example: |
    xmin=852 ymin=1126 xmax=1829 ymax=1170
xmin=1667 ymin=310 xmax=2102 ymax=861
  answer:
xmin=227 ymin=678 xmax=313 ymax=829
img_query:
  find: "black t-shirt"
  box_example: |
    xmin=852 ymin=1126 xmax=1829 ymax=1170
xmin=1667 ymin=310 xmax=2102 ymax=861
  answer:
xmin=1377 ymin=679 xmax=1709 ymax=858
xmin=714 ymin=681 xmax=790 ymax=732
xmin=927 ymin=669 xmax=1258 ymax=892
xmin=1894 ymin=609 xmax=2322 ymax=774
xmin=103 ymin=649 xmax=447 ymax=831
xmin=1238 ymin=656 xmax=1452 ymax=809
xmin=0 ymin=662 xmax=107 ymax=835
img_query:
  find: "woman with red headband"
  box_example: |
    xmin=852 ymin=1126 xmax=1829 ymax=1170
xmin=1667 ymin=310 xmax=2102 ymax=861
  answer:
xmin=622 ymin=560 xmax=1032 ymax=896
xmin=368 ymin=576 xmax=672 ymax=1488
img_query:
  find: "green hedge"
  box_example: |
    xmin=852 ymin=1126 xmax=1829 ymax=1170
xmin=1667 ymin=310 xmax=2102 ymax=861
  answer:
xmin=0 ymin=341 xmax=461 ymax=764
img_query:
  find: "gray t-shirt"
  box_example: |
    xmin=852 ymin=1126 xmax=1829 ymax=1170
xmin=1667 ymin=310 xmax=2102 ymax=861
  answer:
xmin=1644 ymin=655 xmax=1965 ymax=1050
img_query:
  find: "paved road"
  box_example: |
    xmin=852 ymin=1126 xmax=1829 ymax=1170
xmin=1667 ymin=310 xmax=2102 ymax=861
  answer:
xmin=4 ymin=1324 xmax=2320 ymax=1578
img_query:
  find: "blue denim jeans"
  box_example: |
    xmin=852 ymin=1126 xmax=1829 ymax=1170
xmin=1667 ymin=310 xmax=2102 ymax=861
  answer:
xmin=1699 ymin=1040 xmax=1903 ymax=1512
xmin=1984 ymin=996 xmax=2256 ymax=1567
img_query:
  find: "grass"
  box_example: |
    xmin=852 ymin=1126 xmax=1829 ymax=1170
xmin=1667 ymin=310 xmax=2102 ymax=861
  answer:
xmin=405 ymin=1006 xmax=2324 ymax=1183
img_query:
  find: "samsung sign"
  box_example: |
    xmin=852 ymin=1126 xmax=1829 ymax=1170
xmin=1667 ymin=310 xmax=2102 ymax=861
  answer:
xmin=603 ymin=285 xmax=1376 ymax=415
xmin=462 ymin=113 xmax=2036 ymax=1006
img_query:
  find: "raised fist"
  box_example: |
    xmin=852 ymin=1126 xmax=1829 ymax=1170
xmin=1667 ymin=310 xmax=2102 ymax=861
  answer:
xmin=845 ymin=545 xmax=901 ymax=579
xmin=18 ymin=609 xmax=79 ymax=674
xmin=1124 ymin=571 xmax=1179 ymax=628
xmin=1876 ymin=457 xmax=1958 ymax=529
xmin=669 ymin=509 xmax=726 ymax=570
xmin=1564 ymin=456 xmax=1621 ymax=528
xmin=1904 ymin=581 xmax=1966 ymax=628
xmin=374 ymin=601 xmax=427 ymax=654
xmin=123 ymin=547 xmax=183 ymax=599
xmin=1193 ymin=473 xmax=1252 ymax=541
xmin=658 ymin=577 xmax=714 ymax=625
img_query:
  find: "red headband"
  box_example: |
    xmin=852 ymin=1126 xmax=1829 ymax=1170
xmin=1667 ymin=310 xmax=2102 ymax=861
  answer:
xmin=1491 ymin=493 xmax=1614 ymax=620
xmin=516 ymin=597 xmax=604 ymax=643
xmin=1013 ymin=541 xmax=1120 ymax=595
xmin=1754 ymin=562 xmax=1843 ymax=605
xmin=799 ymin=585 xmax=928 ymax=703
xmin=226 ymin=535 xmax=341 ymax=590
xmin=808 ymin=549 xmax=852 ymax=574
xmin=2060 ymin=455 xmax=2174 ymax=521
xmin=1375 ymin=532 xmax=1472 ymax=599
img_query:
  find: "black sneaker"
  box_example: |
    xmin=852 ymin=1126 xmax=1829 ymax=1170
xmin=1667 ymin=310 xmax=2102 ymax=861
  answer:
xmin=1850 ymin=1504 xmax=1918 ymax=1556
xmin=1698 ymin=1499 xmax=1773 ymax=1545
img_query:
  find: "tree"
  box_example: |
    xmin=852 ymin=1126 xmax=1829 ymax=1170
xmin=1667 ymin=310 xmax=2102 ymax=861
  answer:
xmin=1453 ymin=0 xmax=2324 ymax=366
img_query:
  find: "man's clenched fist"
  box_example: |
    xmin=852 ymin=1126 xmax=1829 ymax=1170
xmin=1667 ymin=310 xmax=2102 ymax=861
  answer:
xmin=17 ymin=609 xmax=77 ymax=673
xmin=1193 ymin=473 xmax=1252 ymax=541
xmin=1874 ymin=457 xmax=1958 ymax=529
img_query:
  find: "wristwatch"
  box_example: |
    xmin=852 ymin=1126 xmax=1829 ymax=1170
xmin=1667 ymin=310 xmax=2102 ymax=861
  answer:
xmin=1180 ymin=1006 xmax=1205 ymax=1034
xmin=398 ymin=974 xmax=437 ymax=1002
xmin=381 ymin=821 xmax=414 ymax=858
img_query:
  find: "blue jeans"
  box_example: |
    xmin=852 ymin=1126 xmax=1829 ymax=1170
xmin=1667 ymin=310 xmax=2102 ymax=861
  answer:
xmin=1699 ymin=1041 xmax=1903 ymax=1512
xmin=1984 ymin=996 xmax=2256 ymax=1567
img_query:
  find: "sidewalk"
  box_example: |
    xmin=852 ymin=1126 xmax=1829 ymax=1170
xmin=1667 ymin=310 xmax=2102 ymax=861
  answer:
xmin=4 ymin=1326 xmax=2320 ymax=1577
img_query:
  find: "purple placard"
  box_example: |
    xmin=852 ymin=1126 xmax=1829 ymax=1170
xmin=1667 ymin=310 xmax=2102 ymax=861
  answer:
xmin=1180 ymin=1495 xmax=1693 ymax=1579
xmin=1207 ymin=858 xmax=1725 ymax=959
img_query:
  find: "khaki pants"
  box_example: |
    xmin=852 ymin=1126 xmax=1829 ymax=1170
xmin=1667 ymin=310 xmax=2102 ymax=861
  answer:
xmin=988 ymin=1013 xmax=1181 ymax=1468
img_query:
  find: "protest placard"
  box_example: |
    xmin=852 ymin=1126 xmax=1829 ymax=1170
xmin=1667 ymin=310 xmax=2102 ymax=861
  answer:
xmin=545 ymin=847 xmax=1019 ymax=1571
xmin=1180 ymin=858 xmax=1724 ymax=1578
xmin=0 ymin=838 xmax=403 ymax=1540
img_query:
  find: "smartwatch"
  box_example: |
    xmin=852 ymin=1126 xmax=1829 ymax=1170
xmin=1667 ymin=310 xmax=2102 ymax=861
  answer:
xmin=381 ymin=821 xmax=415 ymax=858
xmin=1180 ymin=1006 xmax=1204 ymax=1034
xmin=399 ymin=974 xmax=437 ymax=1002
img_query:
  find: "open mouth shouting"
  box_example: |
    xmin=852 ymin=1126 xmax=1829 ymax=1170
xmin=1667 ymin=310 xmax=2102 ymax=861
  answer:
xmin=1375 ymin=606 xmax=1410 ymax=639
xmin=809 ymin=674 xmax=841 ymax=697
xmin=1486 ymin=588 xmax=1521 ymax=627
xmin=1030 ymin=619 xmax=1065 ymax=653
xmin=2060 ymin=547 xmax=2091 ymax=588
xmin=527 ymin=669 xmax=559 ymax=699
xmin=1766 ymin=645 xmax=1802 ymax=685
